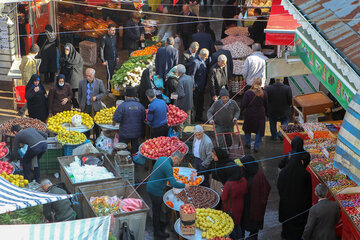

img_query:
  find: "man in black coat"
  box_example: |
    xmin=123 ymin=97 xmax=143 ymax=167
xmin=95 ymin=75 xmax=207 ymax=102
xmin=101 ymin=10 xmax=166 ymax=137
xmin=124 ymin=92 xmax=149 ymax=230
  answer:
xmin=188 ymin=48 xmax=209 ymax=122
xmin=155 ymin=37 xmax=179 ymax=80
xmin=302 ymin=184 xmax=339 ymax=240
xmin=210 ymin=41 xmax=233 ymax=79
xmin=177 ymin=4 xmax=198 ymax=50
xmin=209 ymin=54 xmax=228 ymax=102
xmin=248 ymin=8 xmax=268 ymax=46
xmin=266 ymin=77 xmax=292 ymax=141
xmin=123 ymin=12 xmax=144 ymax=54
xmin=99 ymin=24 xmax=119 ymax=91
xmin=37 ymin=25 xmax=58 ymax=83
xmin=181 ymin=41 xmax=199 ymax=72
xmin=191 ymin=24 xmax=215 ymax=54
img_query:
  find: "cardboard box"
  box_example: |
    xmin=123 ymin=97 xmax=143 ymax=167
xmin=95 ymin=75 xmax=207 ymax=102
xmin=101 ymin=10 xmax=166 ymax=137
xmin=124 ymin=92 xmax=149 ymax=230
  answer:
xmin=180 ymin=204 xmax=196 ymax=222
xmin=180 ymin=221 xmax=195 ymax=235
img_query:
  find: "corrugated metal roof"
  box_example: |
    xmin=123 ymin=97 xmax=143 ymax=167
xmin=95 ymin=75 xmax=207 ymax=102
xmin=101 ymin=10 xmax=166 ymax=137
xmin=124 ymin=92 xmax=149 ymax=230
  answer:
xmin=292 ymin=0 xmax=360 ymax=71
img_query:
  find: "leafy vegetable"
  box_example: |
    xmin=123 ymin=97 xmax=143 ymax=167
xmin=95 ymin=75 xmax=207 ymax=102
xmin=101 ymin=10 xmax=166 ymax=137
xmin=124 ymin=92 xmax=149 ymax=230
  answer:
xmin=0 ymin=205 xmax=44 ymax=224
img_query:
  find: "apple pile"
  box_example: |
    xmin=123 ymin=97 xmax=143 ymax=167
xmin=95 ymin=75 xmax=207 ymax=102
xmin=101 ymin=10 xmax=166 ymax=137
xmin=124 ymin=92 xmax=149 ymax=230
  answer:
xmin=0 ymin=142 xmax=8 ymax=159
xmin=0 ymin=160 xmax=14 ymax=175
xmin=167 ymin=104 xmax=187 ymax=126
xmin=181 ymin=204 xmax=196 ymax=214
xmin=140 ymin=136 xmax=187 ymax=159
xmin=209 ymin=238 xmax=232 ymax=240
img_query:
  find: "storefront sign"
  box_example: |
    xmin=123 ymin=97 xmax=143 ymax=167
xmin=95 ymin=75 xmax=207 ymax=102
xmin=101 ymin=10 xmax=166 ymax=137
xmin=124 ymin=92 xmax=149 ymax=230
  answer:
xmin=295 ymin=33 xmax=354 ymax=109
xmin=0 ymin=20 xmax=9 ymax=52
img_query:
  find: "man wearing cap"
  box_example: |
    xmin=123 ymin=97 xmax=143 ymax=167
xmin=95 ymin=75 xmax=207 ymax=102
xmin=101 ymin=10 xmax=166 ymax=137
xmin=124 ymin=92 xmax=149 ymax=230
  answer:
xmin=266 ymin=77 xmax=292 ymax=141
xmin=207 ymin=88 xmax=240 ymax=147
xmin=210 ymin=41 xmax=233 ymax=80
xmin=193 ymin=125 xmax=213 ymax=187
xmin=113 ymin=87 xmax=146 ymax=155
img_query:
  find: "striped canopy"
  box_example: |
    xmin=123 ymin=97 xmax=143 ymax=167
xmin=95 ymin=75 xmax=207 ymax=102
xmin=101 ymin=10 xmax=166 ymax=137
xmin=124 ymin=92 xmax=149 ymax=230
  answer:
xmin=0 ymin=176 xmax=71 ymax=214
xmin=0 ymin=216 xmax=111 ymax=240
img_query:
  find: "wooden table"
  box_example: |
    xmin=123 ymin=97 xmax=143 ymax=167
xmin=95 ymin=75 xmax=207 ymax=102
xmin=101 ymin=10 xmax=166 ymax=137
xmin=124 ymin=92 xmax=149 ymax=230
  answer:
xmin=293 ymin=92 xmax=334 ymax=122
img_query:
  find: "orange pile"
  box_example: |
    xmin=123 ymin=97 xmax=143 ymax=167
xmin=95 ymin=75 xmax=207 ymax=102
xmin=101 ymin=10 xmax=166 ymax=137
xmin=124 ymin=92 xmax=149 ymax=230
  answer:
xmin=173 ymin=168 xmax=202 ymax=186
xmin=132 ymin=44 xmax=160 ymax=56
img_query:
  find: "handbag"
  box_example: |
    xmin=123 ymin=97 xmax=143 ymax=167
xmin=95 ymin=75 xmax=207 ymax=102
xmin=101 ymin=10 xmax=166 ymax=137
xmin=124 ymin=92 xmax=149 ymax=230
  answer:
xmin=224 ymin=182 xmax=234 ymax=218
xmin=119 ymin=222 xmax=135 ymax=240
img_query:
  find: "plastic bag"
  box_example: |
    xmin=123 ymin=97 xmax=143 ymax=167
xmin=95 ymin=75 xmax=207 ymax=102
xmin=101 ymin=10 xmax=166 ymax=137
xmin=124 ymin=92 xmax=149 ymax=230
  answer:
xmin=153 ymin=75 xmax=164 ymax=89
xmin=113 ymin=133 xmax=119 ymax=145
xmin=72 ymin=143 xmax=99 ymax=156
xmin=168 ymin=128 xmax=179 ymax=138
xmin=95 ymin=132 xmax=113 ymax=154
xmin=119 ymin=198 xmax=143 ymax=212
xmin=71 ymin=114 xmax=82 ymax=127
xmin=18 ymin=144 xmax=28 ymax=159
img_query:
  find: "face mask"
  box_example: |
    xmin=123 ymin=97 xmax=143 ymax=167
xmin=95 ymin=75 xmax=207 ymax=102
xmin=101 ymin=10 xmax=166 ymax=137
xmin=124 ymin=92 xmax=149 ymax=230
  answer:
xmin=59 ymin=83 xmax=64 ymax=87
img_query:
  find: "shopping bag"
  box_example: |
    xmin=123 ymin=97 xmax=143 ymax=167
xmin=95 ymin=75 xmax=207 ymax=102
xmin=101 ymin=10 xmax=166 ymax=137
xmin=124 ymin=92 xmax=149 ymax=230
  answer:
xmin=168 ymin=128 xmax=179 ymax=138
xmin=18 ymin=144 xmax=28 ymax=159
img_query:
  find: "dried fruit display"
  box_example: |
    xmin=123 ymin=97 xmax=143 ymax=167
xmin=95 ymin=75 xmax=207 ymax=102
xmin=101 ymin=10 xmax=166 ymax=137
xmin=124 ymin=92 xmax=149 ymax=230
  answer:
xmin=174 ymin=186 xmax=218 ymax=209
xmin=223 ymin=41 xmax=253 ymax=58
xmin=233 ymin=60 xmax=245 ymax=75
xmin=0 ymin=117 xmax=46 ymax=136
xmin=280 ymin=125 xmax=304 ymax=133
xmin=221 ymin=35 xmax=254 ymax=46
xmin=224 ymin=26 xmax=249 ymax=36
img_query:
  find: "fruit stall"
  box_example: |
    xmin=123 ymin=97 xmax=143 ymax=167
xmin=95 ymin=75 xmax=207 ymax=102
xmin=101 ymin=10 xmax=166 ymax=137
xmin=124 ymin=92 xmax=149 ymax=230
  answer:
xmin=79 ymin=179 xmax=150 ymax=240
xmin=279 ymin=121 xmax=360 ymax=239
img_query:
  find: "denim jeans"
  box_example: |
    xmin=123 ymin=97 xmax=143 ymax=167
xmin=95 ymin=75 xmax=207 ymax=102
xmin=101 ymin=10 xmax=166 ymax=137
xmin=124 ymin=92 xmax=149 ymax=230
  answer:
xmin=23 ymin=142 xmax=47 ymax=182
xmin=268 ymin=116 xmax=289 ymax=139
xmin=230 ymin=224 xmax=242 ymax=239
xmin=244 ymin=129 xmax=262 ymax=150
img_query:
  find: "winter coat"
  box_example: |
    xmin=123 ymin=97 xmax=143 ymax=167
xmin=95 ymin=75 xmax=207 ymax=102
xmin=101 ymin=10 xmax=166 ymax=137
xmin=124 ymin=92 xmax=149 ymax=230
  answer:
xmin=99 ymin=33 xmax=118 ymax=62
xmin=191 ymin=32 xmax=215 ymax=54
xmin=210 ymin=49 xmax=233 ymax=79
xmin=192 ymin=133 xmax=213 ymax=168
xmin=138 ymin=69 xmax=154 ymax=108
xmin=123 ymin=18 xmax=144 ymax=51
xmin=155 ymin=45 xmax=179 ymax=80
xmin=113 ymin=99 xmax=146 ymax=139
xmin=37 ymin=30 xmax=59 ymax=73
xmin=176 ymin=11 xmax=197 ymax=36
xmin=43 ymin=185 xmax=74 ymax=222
xmin=19 ymin=54 xmax=38 ymax=84
xmin=176 ymin=73 xmax=194 ymax=111
xmin=222 ymin=178 xmax=248 ymax=224
xmin=78 ymin=78 xmax=106 ymax=112
xmin=207 ymin=99 xmax=240 ymax=129
xmin=266 ymin=82 xmax=292 ymax=118
xmin=48 ymin=82 xmax=73 ymax=115
xmin=248 ymin=16 xmax=267 ymax=46
xmin=209 ymin=63 xmax=228 ymax=97
xmin=241 ymin=155 xmax=271 ymax=232
xmin=147 ymin=98 xmax=168 ymax=128
xmin=243 ymin=52 xmax=268 ymax=86
xmin=25 ymin=74 xmax=48 ymax=122
xmin=279 ymin=136 xmax=311 ymax=169
xmin=241 ymin=90 xmax=268 ymax=136
xmin=60 ymin=43 xmax=84 ymax=89
xmin=188 ymin=55 xmax=208 ymax=91
xmin=181 ymin=49 xmax=196 ymax=72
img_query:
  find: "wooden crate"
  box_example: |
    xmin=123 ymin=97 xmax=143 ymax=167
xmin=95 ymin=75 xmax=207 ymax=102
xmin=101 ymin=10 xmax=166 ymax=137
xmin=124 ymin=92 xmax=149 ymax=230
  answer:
xmin=79 ymin=40 xmax=97 ymax=66
xmin=79 ymin=180 xmax=150 ymax=240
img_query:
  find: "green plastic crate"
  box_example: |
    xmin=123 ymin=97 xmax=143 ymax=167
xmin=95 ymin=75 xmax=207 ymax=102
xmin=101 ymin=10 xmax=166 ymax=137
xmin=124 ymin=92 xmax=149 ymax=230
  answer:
xmin=40 ymin=149 xmax=63 ymax=174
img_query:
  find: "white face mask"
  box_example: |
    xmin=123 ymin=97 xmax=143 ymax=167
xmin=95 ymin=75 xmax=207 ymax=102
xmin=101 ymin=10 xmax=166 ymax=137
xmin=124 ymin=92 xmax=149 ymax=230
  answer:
xmin=59 ymin=83 xmax=65 ymax=87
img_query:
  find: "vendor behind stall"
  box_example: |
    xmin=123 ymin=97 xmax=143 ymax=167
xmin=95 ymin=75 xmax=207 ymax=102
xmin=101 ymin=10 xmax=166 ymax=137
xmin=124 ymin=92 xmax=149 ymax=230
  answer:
xmin=41 ymin=179 xmax=75 ymax=222
xmin=10 ymin=124 xmax=48 ymax=183
xmin=146 ymin=151 xmax=190 ymax=238
xmin=146 ymin=89 xmax=169 ymax=138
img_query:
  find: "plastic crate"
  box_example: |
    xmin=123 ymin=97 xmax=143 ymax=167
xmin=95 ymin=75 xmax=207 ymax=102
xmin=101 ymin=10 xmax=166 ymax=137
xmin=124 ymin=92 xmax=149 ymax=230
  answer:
xmin=40 ymin=149 xmax=63 ymax=174
xmin=114 ymin=158 xmax=135 ymax=185
xmin=63 ymin=139 xmax=90 ymax=156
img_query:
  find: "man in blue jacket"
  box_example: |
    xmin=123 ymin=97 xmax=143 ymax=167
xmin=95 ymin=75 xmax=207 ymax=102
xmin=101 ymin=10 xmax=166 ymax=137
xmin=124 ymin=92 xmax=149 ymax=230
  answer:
xmin=146 ymin=89 xmax=169 ymax=138
xmin=188 ymin=48 xmax=209 ymax=122
xmin=146 ymin=151 xmax=190 ymax=238
xmin=113 ymin=87 xmax=145 ymax=154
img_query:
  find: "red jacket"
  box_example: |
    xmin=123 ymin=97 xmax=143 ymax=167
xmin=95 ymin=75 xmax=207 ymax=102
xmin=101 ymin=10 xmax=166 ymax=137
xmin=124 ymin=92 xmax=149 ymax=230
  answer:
xmin=221 ymin=178 xmax=248 ymax=224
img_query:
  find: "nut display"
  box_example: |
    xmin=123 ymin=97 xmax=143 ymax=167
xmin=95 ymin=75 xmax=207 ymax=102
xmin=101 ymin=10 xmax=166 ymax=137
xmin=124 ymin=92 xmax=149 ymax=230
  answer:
xmin=174 ymin=186 xmax=218 ymax=209
xmin=0 ymin=117 xmax=46 ymax=136
xmin=47 ymin=110 xmax=94 ymax=133
xmin=94 ymin=107 xmax=116 ymax=125
xmin=280 ymin=125 xmax=304 ymax=133
xmin=195 ymin=208 xmax=234 ymax=239
xmin=56 ymin=130 xmax=86 ymax=145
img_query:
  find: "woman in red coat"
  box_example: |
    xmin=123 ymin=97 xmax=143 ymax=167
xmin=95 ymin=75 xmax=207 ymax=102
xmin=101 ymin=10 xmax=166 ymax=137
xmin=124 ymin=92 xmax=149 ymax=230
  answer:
xmin=221 ymin=165 xmax=248 ymax=239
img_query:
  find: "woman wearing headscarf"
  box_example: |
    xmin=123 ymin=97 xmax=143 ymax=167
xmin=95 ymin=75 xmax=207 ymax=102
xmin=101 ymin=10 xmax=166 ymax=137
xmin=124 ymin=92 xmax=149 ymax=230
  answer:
xmin=221 ymin=165 xmax=248 ymax=239
xmin=277 ymin=151 xmax=312 ymax=240
xmin=138 ymin=68 xmax=154 ymax=108
xmin=241 ymin=78 xmax=268 ymax=153
xmin=221 ymin=0 xmax=239 ymax=38
xmin=60 ymin=43 xmax=83 ymax=108
xmin=210 ymin=147 xmax=238 ymax=185
xmin=240 ymin=155 xmax=271 ymax=240
xmin=25 ymin=74 xmax=48 ymax=122
xmin=279 ymin=136 xmax=310 ymax=169
xmin=48 ymin=74 xmax=73 ymax=116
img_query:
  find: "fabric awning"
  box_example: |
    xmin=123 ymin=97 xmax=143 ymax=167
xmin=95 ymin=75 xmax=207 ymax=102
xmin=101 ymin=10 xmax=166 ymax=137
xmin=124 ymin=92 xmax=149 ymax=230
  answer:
xmin=0 ymin=216 xmax=111 ymax=240
xmin=0 ymin=177 xmax=71 ymax=214
xmin=265 ymin=0 xmax=300 ymax=46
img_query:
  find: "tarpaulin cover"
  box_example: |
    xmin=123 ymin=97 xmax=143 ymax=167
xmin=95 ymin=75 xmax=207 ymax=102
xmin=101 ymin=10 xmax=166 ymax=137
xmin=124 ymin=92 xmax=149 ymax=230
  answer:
xmin=265 ymin=0 xmax=300 ymax=46
xmin=0 ymin=176 xmax=71 ymax=214
xmin=0 ymin=216 xmax=111 ymax=240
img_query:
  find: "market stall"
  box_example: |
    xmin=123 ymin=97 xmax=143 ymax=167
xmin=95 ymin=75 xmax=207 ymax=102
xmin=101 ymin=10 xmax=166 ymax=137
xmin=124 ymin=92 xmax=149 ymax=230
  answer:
xmin=279 ymin=121 xmax=360 ymax=239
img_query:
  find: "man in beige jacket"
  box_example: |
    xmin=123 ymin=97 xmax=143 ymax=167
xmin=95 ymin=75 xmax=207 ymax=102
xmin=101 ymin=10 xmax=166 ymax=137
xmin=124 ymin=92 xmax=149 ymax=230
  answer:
xmin=19 ymin=44 xmax=40 ymax=84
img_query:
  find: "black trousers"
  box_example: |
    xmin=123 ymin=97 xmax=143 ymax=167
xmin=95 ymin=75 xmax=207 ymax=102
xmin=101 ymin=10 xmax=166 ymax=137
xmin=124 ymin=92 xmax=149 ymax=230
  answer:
xmin=151 ymin=124 xmax=169 ymax=138
xmin=106 ymin=60 xmax=116 ymax=91
xmin=194 ymin=88 xmax=205 ymax=121
xmin=149 ymin=193 xmax=164 ymax=233
xmin=118 ymin=137 xmax=139 ymax=155
xmin=23 ymin=142 xmax=47 ymax=183
xmin=84 ymin=105 xmax=99 ymax=139
xmin=43 ymin=72 xmax=55 ymax=84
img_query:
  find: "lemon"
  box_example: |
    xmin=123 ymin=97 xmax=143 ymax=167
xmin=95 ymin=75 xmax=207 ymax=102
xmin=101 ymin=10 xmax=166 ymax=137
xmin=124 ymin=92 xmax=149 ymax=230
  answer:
xmin=23 ymin=179 xmax=29 ymax=185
